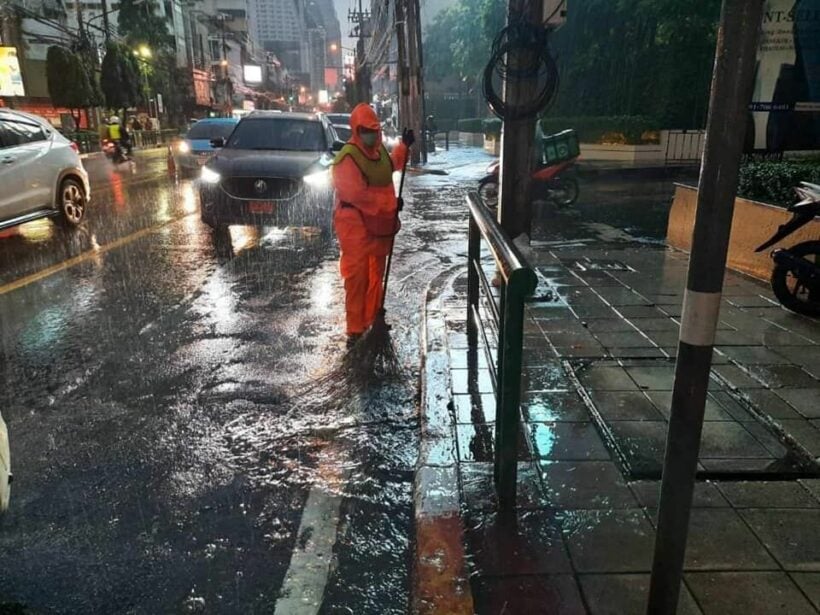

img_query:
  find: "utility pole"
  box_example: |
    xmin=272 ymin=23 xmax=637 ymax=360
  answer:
xmin=348 ymin=0 xmax=371 ymax=105
xmin=100 ymin=0 xmax=110 ymax=43
xmin=498 ymin=0 xmax=543 ymax=239
xmin=646 ymin=1 xmax=764 ymax=612
xmin=412 ymin=0 xmax=427 ymax=164
xmin=404 ymin=0 xmax=424 ymax=164
xmin=395 ymin=0 xmax=410 ymax=145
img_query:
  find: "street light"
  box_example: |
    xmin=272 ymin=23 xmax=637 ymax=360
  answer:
xmin=134 ymin=44 xmax=151 ymax=59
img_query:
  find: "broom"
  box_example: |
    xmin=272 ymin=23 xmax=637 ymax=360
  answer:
xmin=290 ymin=150 xmax=410 ymax=414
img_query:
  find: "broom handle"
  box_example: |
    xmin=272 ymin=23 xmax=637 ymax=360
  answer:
xmin=380 ymin=150 xmax=410 ymax=311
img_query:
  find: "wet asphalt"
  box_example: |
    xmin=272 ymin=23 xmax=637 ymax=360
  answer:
xmin=0 ymin=147 xmax=691 ymax=613
xmin=0 ymin=148 xmax=492 ymax=614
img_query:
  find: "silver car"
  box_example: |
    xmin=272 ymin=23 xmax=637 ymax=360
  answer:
xmin=0 ymin=109 xmax=91 ymax=231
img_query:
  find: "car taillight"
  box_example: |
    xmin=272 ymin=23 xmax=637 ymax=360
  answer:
xmin=70 ymin=142 xmax=80 ymax=153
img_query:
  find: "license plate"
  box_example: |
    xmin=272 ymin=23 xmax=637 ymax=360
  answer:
xmin=248 ymin=201 xmax=275 ymax=214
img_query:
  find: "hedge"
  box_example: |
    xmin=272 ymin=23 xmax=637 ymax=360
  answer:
xmin=737 ymin=160 xmax=820 ymax=207
xmin=539 ymin=116 xmax=659 ymax=144
xmin=457 ymin=118 xmax=484 ymax=133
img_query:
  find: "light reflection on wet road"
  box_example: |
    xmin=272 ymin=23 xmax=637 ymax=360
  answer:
xmin=0 ymin=146 xmax=491 ymax=613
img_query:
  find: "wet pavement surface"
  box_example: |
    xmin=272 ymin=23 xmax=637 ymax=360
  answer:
xmin=0 ymin=146 xmax=491 ymax=613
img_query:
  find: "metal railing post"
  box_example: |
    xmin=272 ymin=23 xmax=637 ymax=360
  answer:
xmin=467 ymin=216 xmax=480 ymax=344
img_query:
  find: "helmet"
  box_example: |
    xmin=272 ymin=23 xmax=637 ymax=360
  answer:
xmin=109 ymin=116 xmax=120 ymax=124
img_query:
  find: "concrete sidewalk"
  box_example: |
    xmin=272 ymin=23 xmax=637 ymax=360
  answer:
xmin=414 ymin=227 xmax=820 ymax=613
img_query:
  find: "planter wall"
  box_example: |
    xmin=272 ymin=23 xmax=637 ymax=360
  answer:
xmin=458 ymin=132 xmax=484 ymax=147
xmin=666 ymin=184 xmax=820 ymax=281
xmin=483 ymin=136 xmax=501 ymax=156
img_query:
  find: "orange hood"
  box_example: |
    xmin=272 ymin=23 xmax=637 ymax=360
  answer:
xmin=349 ymin=103 xmax=382 ymax=157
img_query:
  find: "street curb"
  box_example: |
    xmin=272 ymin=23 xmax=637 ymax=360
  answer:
xmin=412 ymin=266 xmax=474 ymax=615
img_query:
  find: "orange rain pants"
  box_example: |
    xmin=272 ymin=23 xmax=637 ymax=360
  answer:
xmin=332 ymin=106 xmax=408 ymax=335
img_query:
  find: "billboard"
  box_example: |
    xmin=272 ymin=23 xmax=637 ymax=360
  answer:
xmin=243 ymin=65 xmax=263 ymax=84
xmin=749 ymin=0 xmax=820 ymax=152
xmin=0 ymin=47 xmax=25 ymax=97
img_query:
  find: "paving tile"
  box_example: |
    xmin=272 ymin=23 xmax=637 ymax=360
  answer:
xmin=774 ymin=389 xmax=820 ymax=419
xmin=627 ymin=317 xmax=680 ymax=332
xmin=625 ymin=365 xmax=677 ymax=390
xmin=645 ymin=391 xmax=732 ymax=421
xmin=618 ymin=306 xmax=668 ymax=318
xmin=523 ymin=363 xmax=571 ymax=392
xmin=629 ymin=480 xmax=728 ymax=512
xmin=739 ymin=389 xmax=805 ymax=420
xmin=583 ymin=318 xmax=638 ymax=333
xmin=472 ymin=575 xmax=586 ymax=615
xmin=456 ymin=422 xmax=498 ymax=462
xmin=539 ymin=461 xmax=639 ymax=509
xmin=677 ymin=509 xmax=777 ymax=570
xmin=711 ymin=391 xmax=759 ymax=422
xmin=646 ymin=331 xmax=682 ymax=347
xmin=606 ymin=346 xmax=667 ymax=358
xmin=700 ymin=422 xmax=772 ymax=459
xmin=716 ymin=481 xmax=819 ymax=508
xmin=741 ymin=509 xmax=820 ymax=571
xmin=461 ymin=462 xmax=552 ymax=512
xmin=607 ymin=421 xmax=668 ymax=474
xmin=553 ymin=345 xmax=607 ymax=358
xmin=791 ymin=572 xmax=820 ymax=611
xmin=715 ymin=345 xmax=793 ymax=365
xmin=579 ymin=573 xmax=702 ymax=615
xmin=711 ymin=364 xmax=765 ymax=390
xmin=571 ymin=305 xmax=619 ymax=319
xmin=453 ymin=393 xmax=496 ymax=424
xmin=522 ymin=391 xmax=590 ymax=423
xmin=450 ymin=348 xmax=489 ymax=370
xmin=747 ymin=365 xmax=819 ymax=389
xmin=547 ymin=331 xmax=601 ymax=348
xmin=528 ymin=422 xmax=611 ymax=461
xmin=799 ymin=479 xmax=820 ymax=503
xmin=464 ymin=510 xmax=573 ymax=576
xmin=577 ymin=364 xmax=637 ymax=391
xmin=772 ymin=345 xmax=820 ymax=369
xmin=523 ymin=346 xmax=559 ymax=367
xmin=714 ymin=330 xmax=767 ymax=346
xmin=741 ymin=420 xmax=790 ymax=457
xmin=593 ymin=331 xmax=655 ymax=349
xmin=778 ymin=419 xmax=820 ymax=457
xmin=685 ymin=572 xmax=816 ymax=615
xmin=762 ymin=330 xmax=818 ymax=346
xmin=588 ymin=391 xmax=665 ymax=421
xmin=451 ymin=368 xmax=495 ymax=395
xmin=658 ymin=304 xmax=683 ymax=317
xmin=560 ymin=509 xmax=655 ymax=573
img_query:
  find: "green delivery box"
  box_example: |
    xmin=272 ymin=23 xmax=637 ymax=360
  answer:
xmin=542 ymin=129 xmax=579 ymax=165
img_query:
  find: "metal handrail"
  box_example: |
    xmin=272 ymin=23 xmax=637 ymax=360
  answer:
xmin=466 ymin=191 xmax=537 ymax=508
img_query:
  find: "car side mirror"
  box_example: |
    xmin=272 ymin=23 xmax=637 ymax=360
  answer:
xmin=211 ymin=137 xmax=225 ymax=148
xmin=331 ymin=140 xmax=345 ymax=153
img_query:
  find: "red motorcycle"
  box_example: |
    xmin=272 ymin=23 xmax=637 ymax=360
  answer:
xmin=478 ymin=156 xmax=580 ymax=210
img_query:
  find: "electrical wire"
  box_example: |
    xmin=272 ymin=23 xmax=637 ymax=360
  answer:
xmin=482 ymin=14 xmax=559 ymax=120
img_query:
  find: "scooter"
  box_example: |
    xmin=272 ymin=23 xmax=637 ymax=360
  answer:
xmin=755 ymin=181 xmax=820 ymax=317
xmin=102 ymin=139 xmax=131 ymax=165
xmin=478 ymin=156 xmax=579 ymax=210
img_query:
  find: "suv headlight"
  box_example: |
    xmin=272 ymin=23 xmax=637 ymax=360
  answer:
xmin=177 ymin=141 xmax=191 ymax=154
xmin=200 ymin=166 xmax=221 ymax=184
xmin=303 ymin=169 xmax=330 ymax=188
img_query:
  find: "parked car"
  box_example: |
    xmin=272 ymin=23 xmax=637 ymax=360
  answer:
xmin=326 ymin=113 xmax=351 ymax=127
xmin=0 ymin=109 xmax=90 ymax=231
xmin=0 ymin=410 xmax=9 ymax=515
xmin=199 ymin=111 xmax=342 ymax=232
xmin=168 ymin=117 xmax=239 ymax=178
xmin=332 ymin=124 xmax=352 ymax=142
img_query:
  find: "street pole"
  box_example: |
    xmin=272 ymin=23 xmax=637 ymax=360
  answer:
xmin=395 ymin=0 xmax=410 ymax=135
xmin=404 ymin=0 xmax=423 ymax=164
xmin=412 ymin=0 xmax=427 ymax=164
xmin=498 ymin=0 xmax=543 ymax=239
xmin=646 ymin=1 xmax=764 ymax=612
xmin=100 ymin=0 xmax=110 ymax=43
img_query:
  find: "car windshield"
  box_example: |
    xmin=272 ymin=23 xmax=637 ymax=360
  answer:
xmin=186 ymin=122 xmax=236 ymax=140
xmin=225 ymin=118 xmax=325 ymax=151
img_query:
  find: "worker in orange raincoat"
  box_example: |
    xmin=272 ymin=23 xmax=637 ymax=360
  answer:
xmin=332 ymin=103 xmax=415 ymax=346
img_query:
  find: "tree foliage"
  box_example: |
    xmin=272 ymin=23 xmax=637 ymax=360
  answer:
xmin=46 ymin=45 xmax=97 ymax=126
xmin=117 ymin=0 xmax=173 ymax=50
xmin=424 ymin=0 xmax=722 ymax=128
xmin=100 ymin=43 xmax=141 ymax=111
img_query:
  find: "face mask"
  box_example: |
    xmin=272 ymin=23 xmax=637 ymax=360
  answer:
xmin=361 ymin=132 xmax=378 ymax=148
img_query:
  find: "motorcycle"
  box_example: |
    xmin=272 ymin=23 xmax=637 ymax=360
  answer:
xmin=755 ymin=181 xmax=820 ymax=317
xmin=478 ymin=156 xmax=579 ymax=210
xmin=102 ymin=138 xmax=131 ymax=165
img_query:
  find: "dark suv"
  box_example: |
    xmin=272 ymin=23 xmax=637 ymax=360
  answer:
xmin=198 ymin=111 xmax=341 ymax=231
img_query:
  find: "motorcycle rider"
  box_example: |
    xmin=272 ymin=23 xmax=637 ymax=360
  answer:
xmin=107 ymin=116 xmax=132 ymax=160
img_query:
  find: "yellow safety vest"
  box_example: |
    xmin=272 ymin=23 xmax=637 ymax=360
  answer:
xmin=108 ymin=124 xmax=122 ymax=140
xmin=334 ymin=144 xmax=393 ymax=186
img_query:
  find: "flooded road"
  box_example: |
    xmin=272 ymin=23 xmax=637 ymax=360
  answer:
xmin=0 ymin=147 xmax=491 ymax=613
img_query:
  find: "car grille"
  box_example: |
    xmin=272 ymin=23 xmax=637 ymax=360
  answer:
xmin=222 ymin=177 xmax=301 ymax=200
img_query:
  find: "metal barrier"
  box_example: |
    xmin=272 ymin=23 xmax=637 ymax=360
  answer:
xmin=466 ymin=192 xmax=537 ymax=508
xmin=431 ymin=130 xmax=450 ymax=150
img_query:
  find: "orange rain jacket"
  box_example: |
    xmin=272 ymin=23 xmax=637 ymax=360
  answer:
xmin=332 ymin=103 xmax=409 ymax=335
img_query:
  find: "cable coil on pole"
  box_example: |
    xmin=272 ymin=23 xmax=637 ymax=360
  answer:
xmin=482 ymin=16 xmax=559 ymax=120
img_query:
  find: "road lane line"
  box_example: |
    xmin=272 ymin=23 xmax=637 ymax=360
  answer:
xmin=0 ymin=215 xmax=194 ymax=297
xmin=274 ymin=458 xmax=351 ymax=614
